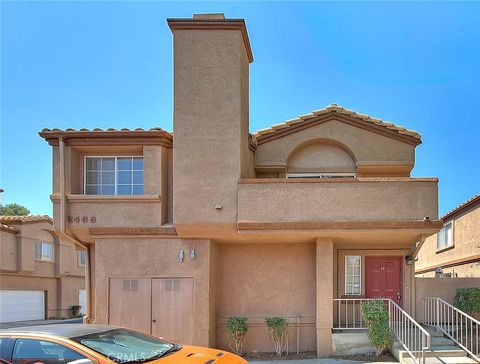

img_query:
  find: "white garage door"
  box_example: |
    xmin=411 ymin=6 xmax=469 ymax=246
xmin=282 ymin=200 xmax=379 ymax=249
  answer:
xmin=0 ymin=290 xmax=45 ymax=323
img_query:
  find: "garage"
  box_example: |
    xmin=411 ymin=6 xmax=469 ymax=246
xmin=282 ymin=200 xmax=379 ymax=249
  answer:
xmin=0 ymin=290 xmax=45 ymax=323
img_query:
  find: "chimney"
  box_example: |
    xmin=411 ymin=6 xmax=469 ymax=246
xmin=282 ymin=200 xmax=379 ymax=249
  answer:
xmin=168 ymin=14 xmax=253 ymax=233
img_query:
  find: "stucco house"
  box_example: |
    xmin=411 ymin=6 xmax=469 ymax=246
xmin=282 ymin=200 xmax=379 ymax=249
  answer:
xmin=38 ymin=14 xmax=443 ymax=357
xmin=416 ymin=194 xmax=480 ymax=278
xmin=0 ymin=215 xmax=86 ymax=323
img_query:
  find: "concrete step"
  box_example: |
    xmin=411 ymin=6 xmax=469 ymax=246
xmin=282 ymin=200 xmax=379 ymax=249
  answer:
xmin=401 ymin=356 xmax=478 ymax=364
xmin=430 ymin=336 xmax=457 ymax=346
xmin=426 ymin=345 xmax=468 ymax=357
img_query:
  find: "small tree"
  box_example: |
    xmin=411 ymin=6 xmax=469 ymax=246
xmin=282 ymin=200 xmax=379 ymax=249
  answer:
xmin=454 ymin=288 xmax=480 ymax=316
xmin=0 ymin=203 xmax=30 ymax=216
xmin=361 ymin=300 xmax=390 ymax=356
xmin=226 ymin=317 xmax=248 ymax=355
xmin=265 ymin=317 xmax=288 ymax=357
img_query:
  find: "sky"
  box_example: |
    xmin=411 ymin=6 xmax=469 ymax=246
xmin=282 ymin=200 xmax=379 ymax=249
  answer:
xmin=1 ymin=1 xmax=479 ymax=216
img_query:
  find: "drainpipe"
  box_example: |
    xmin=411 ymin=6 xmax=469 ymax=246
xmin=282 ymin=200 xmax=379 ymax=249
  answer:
xmin=58 ymin=137 xmax=92 ymax=324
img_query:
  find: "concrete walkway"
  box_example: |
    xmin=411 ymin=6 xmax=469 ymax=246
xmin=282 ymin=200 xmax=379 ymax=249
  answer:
xmin=251 ymin=360 xmax=398 ymax=364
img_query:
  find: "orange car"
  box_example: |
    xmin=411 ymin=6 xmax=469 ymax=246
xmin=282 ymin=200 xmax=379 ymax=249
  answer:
xmin=0 ymin=325 xmax=247 ymax=364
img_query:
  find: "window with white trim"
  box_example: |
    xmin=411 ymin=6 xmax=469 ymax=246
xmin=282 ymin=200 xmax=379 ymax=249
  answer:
xmin=437 ymin=221 xmax=453 ymax=250
xmin=345 ymin=255 xmax=361 ymax=295
xmin=85 ymin=157 xmax=144 ymax=195
xmin=35 ymin=242 xmax=54 ymax=261
xmin=78 ymin=251 xmax=86 ymax=266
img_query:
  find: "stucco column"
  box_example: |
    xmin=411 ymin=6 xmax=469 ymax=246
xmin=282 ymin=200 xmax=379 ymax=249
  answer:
xmin=316 ymin=238 xmax=333 ymax=357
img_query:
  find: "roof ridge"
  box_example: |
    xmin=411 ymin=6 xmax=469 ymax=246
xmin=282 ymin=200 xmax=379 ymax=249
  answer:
xmin=251 ymin=104 xmax=421 ymax=144
xmin=0 ymin=215 xmax=53 ymax=224
xmin=40 ymin=127 xmax=172 ymax=134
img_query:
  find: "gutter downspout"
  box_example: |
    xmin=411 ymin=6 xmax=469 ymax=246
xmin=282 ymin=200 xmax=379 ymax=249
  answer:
xmin=58 ymin=137 xmax=92 ymax=324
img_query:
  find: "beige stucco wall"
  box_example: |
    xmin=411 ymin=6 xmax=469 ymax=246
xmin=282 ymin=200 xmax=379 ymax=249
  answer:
xmin=255 ymin=119 xmax=415 ymax=176
xmin=172 ymin=26 xmax=251 ymax=230
xmin=93 ymin=237 xmax=215 ymax=347
xmin=416 ymin=205 xmax=480 ymax=276
xmin=238 ymin=179 xmax=438 ymax=223
xmin=0 ymin=229 xmax=17 ymax=271
xmin=415 ymin=277 xmax=480 ymax=322
xmin=216 ymin=242 xmax=316 ymax=353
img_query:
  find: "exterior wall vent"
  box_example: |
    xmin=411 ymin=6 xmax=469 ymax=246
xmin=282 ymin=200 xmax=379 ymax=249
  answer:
xmin=165 ymin=279 xmax=180 ymax=292
xmin=123 ymin=279 xmax=139 ymax=292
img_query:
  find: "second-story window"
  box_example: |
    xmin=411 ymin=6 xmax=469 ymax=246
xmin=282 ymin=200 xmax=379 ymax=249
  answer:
xmin=437 ymin=221 xmax=454 ymax=250
xmin=85 ymin=157 xmax=144 ymax=195
xmin=35 ymin=242 xmax=54 ymax=261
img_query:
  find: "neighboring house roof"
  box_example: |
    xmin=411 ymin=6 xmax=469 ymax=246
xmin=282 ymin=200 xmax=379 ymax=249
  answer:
xmin=251 ymin=104 xmax=422 ymax=146
xmin=0 ymin=215 xmax=53 ymax=225
xmin=442 ymin=194 xmax=480 ymax=222
xmin=39 ymin=127 xmax=173 ymax=147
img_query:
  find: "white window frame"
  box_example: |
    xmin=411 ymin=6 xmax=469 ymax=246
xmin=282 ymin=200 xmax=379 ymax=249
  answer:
xmin=437 ymin=221 xmax=454 ymax=251
xmin=78 ymin=251 xmax=86 ymax=267
xmin=345 ymin=255 xmax=362 ymax=295
xmin=35 ymin=242 xmax=55 ymax=262
xmin=83 ymin=156 xmax=144 ymax=195
xmin=287 ymin=172 xmax=356 ymax=179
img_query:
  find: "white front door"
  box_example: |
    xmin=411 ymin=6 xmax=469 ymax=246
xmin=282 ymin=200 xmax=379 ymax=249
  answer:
xmin=0 ymin=290 xmax=45 ymax=323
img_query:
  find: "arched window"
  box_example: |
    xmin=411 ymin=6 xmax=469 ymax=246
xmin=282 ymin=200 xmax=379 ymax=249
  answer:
xmin=287 ymin=142 xmax=356 ymax=178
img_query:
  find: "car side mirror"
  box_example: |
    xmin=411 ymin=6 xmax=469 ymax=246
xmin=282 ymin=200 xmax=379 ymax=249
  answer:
xmin=68 ymin=359 xmax=94 ymax=364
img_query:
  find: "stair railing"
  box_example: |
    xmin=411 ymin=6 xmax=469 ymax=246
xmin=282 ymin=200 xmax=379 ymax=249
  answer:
xmin=424 ymin=296 xmax=479 ymax=360
xmin=333 ymin=298 xmax=430 ymax=364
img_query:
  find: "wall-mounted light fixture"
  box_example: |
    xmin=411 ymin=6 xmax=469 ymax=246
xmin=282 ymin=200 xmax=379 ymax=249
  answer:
xmin=190 ymin=249 xmax=196 ymax=260
xmin=178 ymin=249 xmax=185 ymax=263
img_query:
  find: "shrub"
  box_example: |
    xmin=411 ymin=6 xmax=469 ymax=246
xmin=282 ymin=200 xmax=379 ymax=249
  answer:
xmin=226 ymin=317 xmax=248 ymax=355
xmin=361 ymin=300 xmax=390 ymax=356
xmin=454 ymin=288 xmax=480 ymax=315
xmin=265 ymin=317 xmax=288 ymax=357
xmin=71 ymin=305 xmax=82 ymax=318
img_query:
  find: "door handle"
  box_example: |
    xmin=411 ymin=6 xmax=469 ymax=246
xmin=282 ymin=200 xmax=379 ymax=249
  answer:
xmin=397 ymin=292 xmax=401 ymax=301
xmin=152 ymin=319 xmax=156 ymax=323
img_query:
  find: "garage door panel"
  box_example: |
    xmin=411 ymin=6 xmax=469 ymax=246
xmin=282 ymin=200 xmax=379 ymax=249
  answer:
xmin=0 ymin=290 xmax=45 ymax=323
xmin=109 ymin=278 xmax=151 ymax=334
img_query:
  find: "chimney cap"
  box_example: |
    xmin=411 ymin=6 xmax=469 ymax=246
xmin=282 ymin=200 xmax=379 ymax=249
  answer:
xmin=193 ymin=13 xmax=226 ymax=20
xmin=167 ymin=15 xmax=254 ymax=63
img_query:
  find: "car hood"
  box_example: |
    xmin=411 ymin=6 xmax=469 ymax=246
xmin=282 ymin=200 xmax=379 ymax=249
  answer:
xmin=151 ymin=345 xmax=247 ymax=364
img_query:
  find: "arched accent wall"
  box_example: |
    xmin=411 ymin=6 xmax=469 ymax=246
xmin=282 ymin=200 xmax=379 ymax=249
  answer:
xmin=287 ymin=140 xmax=356 ymax=174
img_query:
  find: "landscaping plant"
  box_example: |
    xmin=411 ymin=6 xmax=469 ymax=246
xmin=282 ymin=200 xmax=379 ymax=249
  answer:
xmin=71 ymin=305 xmax=82 ymax=318
xmin=265 ymin=317 xmax=288 ymax=357
xmin=226 ymin=317 xmax=248 ymax=355
xmin=361 ymin=300 xmax=390 ymax=356
xmin=454 ymin=287 xmax=480 ymax=316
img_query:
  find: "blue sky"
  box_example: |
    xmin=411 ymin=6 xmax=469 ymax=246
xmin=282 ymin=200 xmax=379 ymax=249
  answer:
xmin=1 ymin=1 xmax=479 ymax=216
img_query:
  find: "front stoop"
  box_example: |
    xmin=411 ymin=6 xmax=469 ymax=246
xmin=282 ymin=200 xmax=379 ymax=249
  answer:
xmin=391 ymin=326 xmax=479 ymax=364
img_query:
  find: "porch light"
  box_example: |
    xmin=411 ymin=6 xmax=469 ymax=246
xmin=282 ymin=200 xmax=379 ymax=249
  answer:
xmin=190 ymin=249 xmax=196 ymax=260
xmin=178 ymin=249 xmax=185 ymax=263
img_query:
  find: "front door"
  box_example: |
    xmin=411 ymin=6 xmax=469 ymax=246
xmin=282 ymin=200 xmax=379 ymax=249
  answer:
xmin=151 ymin=278 xmax=194 ymax=344
xmin=365 ymin=256 xmax=402 ymax=304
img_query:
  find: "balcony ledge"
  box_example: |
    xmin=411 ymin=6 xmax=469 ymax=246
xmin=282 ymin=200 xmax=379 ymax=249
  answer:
xmin=239 ymin=177 xmax=438 ymax=184
xmin=50 ymin=194 xmax=161 ymax=203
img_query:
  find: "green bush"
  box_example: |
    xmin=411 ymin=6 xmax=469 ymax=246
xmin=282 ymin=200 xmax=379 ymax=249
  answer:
xmin=454 ymin=288 xmax=480 ymax=315
xmin=226 ymin=317 xmax=248 ymax=355
xmin=265 ymin=317 xmax=288 ymax=357
xmin=361 ymin=300 xmax=390 ymax=356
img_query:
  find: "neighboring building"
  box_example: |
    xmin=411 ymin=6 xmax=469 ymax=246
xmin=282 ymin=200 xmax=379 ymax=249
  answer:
xmin=416 ymin=194 xmax=480 ymax=277
xmin=0 ymin=215 xmax=86 ymax=323
xmin=38 ymin=14 xmax=441 ymax=356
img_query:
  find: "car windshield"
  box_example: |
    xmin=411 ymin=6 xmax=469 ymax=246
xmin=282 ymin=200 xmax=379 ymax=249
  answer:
xmin=72 ymin=328 xmax=177 ymax=363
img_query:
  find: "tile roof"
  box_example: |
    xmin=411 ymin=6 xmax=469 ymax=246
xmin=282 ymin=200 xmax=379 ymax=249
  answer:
xmin=442 ymin=194 xmax=480 ymax=221
xmin=39 ymin=127 xmax=173 ymax=147
xmin=0 ymin=215 xmax=53 ymax=225
xmin=0 ymin=223 xmax=17 ymax=233
xmin=251 ymin=104 xmax=421 ymax=145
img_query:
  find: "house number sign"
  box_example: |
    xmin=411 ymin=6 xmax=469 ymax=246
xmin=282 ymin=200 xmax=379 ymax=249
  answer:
xmin=68 ymin=216 xmax=96 ymax=224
